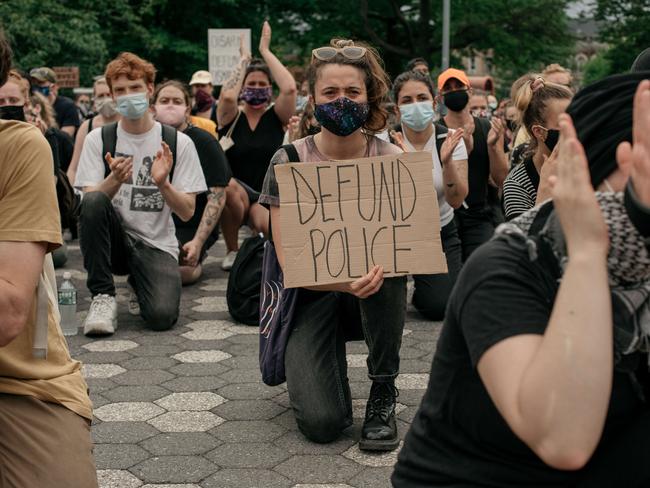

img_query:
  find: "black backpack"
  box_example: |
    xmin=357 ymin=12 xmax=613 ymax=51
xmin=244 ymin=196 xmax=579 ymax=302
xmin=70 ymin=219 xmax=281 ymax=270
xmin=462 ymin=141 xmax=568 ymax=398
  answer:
xmin=101 ymin=122 xmax=178 ymax=179
xmin=227 ymin=235 xmax=266 ymax=325
xmin=56 ymin=168 xmax=80 ymax=228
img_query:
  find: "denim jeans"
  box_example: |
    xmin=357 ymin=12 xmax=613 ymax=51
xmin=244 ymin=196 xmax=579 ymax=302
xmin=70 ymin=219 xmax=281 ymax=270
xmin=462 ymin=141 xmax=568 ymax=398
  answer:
xmin=79 ymin=192 xmax=181 ymax=331
xmin=412 ymin=220 xmax=463 ymax=321
xmin=284 ymin=276 xmax=407 ymax=443
xmin=454 ymin=206 xmax=495 ymax=262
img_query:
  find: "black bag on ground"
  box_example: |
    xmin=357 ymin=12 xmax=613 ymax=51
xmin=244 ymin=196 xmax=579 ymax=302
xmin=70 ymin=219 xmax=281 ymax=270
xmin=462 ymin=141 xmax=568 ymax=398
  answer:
xmin=227 ymin=235 xmax=265 ymax=325
xmin=56 ymin=168 xmax=80 ymax=229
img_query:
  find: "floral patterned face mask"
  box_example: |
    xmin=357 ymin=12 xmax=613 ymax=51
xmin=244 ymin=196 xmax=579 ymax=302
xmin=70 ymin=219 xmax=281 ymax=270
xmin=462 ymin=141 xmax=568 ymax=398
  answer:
xmin=314 ymin=97 xmax=370 ymax=137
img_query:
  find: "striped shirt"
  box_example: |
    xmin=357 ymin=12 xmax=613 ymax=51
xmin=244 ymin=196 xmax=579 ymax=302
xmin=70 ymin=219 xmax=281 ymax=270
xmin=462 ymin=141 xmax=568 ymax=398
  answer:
xmin=502 ymin=156 xmax=539 ymax=221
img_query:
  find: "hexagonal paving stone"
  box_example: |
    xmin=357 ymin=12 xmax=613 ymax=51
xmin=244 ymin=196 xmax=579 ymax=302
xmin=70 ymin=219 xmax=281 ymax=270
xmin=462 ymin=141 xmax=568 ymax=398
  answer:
xmin=273 ymin=431 xmax=356 ymax=456
xmin=161 ymin=376 xmax=227 ymax=393
xmin=181 ymin=320 xmax=235 ymax=341
xmin=168 ymin=363 xmax=229 ymax=377
xmin=154 ymin=392 xmax=226 ymax=411
xmin=140 ymin=432 xmax=221 ymax=456
xmin=349 ymin=467 xmax=394 ymax=488
xmin=96 ymin=469 xmax=142 ymax=488
xmin=275 ymin=455 xmax=363 ymax=484
xmin=83 ymin=340 xmax=139 ymax=352
xmin=111 ymin=370 xmax=175 ymax=386
xmin=94 ymin=402 xmax=164 ymax=422
xmin=219 ymin=368 xmax=264 ymax=384
xmin=130 ymin=456 xmax=218 ymax=484
xmin=346 ymin=354 xmax=367 ymax=368
xmin=191 ymin=296 xmax=228 ymax=312
xmin=120 ymin=357 xmax=178 ymax=370
xmin=206 ymin=442 xmax=290 ymax=469
xmin=341 ymin=442 xmax=402 ymax=467
xmin=210 ymin=420 xmax=286 ymax=443
xmin=92 ymin=421 xmax=159 ymax=444
xmin=199 ymin=278 xmax=228 ymax=292
xmin=82 ymin=363 xmax=126 ymax=379
xmin=147 ymin=411 xmax=225 ymax=432
xmin=103 ymin=386 xmax=170 ymax=403
xmin=218 ymin=382 xmax=282 ymax=400
xmin=141 ymin=485 xmax=201 ymax=488
xmin=172 ymin=350 xmax=231 ymax=363
xmin=293 ymin=485 xmax=354 ymax=488
xmin=94 ymin=443 xmax=150 ymax=469
xmin=201 ymin=468 xmax=292 ymax=488
xmin=213 ymin=399 xmax=285 ymax=421
xmin=226 ymin=324 xmax=259 ymax=335
xmin=395 ymin=373 xmax=429 ymax=390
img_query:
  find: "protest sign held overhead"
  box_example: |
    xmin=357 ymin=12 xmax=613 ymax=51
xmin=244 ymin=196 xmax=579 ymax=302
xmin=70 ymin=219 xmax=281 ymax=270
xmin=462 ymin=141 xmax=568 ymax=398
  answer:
xmin=276 ymin=151 xmax=447 ymax=288
xmin=208 ymin=29 xmax=251 ymax=86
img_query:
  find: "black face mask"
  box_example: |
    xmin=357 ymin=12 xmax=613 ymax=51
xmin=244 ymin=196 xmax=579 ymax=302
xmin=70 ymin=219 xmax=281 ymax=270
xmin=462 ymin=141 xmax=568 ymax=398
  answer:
xmin=306 ymin=124 xmax=321 ymax=136
xmin=544 ymin=128 xmax=560 ymax=152
xmin=442 ymin=90 xmax=469 ymax=112
xmin=506 ymin=119 xmax=516 ymax=132
xmin=0 ymin=105 xmax=26 ymax=122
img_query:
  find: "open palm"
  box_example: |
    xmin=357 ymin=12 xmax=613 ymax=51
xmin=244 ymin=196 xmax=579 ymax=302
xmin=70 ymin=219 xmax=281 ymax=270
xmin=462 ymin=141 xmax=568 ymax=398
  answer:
xmin=152 ymin=142 xmax=173 ymax=187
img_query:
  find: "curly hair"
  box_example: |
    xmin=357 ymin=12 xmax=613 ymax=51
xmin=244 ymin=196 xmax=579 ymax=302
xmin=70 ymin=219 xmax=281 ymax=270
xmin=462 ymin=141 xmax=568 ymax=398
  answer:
xmin=104 ymin=52 xmax=156 ymax=91
xmin=307 ymin=39 xmax=390 ymax=133
xmin=0 ymin=29 xmax=12 ymax=87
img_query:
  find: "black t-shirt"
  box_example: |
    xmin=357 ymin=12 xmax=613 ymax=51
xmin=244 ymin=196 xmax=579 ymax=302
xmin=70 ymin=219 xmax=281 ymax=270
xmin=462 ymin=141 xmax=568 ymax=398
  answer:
xmin=53 ymin=96 xmax=80 ymax=130
xmin=43 ymin=127 xmax=74 ymax=174
xmin=442 ymin=116 xmax=491 ymax=209
xmin=218 ymin=108 xmax=285 ymax=192
xmin=393 ymin=236 xmax=647 ymax=487
xmin=173 ymin=125 xmax=231 ymax=230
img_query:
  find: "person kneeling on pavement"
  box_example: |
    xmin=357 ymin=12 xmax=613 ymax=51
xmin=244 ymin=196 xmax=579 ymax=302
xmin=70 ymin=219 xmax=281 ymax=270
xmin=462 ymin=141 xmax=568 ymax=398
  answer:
xmin=75 ymin=52 xmax=206 ymax=335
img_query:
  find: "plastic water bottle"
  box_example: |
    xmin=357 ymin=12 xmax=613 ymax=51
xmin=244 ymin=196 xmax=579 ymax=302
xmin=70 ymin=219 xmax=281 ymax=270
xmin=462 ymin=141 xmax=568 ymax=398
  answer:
xmin=58 ymin=272 xmax=78 ymax=336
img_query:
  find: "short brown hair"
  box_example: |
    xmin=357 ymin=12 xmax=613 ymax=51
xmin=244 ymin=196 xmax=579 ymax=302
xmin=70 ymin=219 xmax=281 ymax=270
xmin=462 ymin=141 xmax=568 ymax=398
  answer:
xmin=152 ymin=80 xmax=191 ymax=107
xmin=0 ymin=29 xmax=12 ymax=86
xmin=104 ymin=52 xmax=156 ymax=91
xmin=308 ymin=39 xmax=390 ymax=133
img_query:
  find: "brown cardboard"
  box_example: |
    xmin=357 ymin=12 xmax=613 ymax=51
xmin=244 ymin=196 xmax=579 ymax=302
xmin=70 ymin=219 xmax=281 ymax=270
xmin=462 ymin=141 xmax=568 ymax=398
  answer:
xmin=275 ymin=151 xmax=447 ymax=288
xmin=53 ymin=67 xmax=79 ymax=88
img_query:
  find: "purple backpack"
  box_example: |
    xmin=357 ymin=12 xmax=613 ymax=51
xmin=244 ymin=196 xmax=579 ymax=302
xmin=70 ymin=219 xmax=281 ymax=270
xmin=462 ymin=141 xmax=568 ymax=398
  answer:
xmin=259 ymin=144 xmax=300 ymax=386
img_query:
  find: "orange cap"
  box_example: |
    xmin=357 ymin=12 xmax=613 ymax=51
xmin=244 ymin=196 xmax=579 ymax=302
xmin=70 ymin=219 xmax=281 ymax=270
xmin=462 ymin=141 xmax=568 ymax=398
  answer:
xmin=437 ymin=68 xmax=470 ymax=92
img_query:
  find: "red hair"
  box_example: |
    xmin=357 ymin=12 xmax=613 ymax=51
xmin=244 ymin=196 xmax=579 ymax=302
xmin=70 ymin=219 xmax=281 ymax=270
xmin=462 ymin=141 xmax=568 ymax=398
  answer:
xmin=104 ymin=52 xmax=156 ymax=91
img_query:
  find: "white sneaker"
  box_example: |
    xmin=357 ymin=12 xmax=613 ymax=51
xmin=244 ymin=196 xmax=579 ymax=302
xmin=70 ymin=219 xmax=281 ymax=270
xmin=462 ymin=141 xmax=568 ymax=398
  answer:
xmin=83 ymin=294 xmax=117 ymax=336
xmin=126 ymin=283 xmax=141 ymax=316
xmin=221 ymin=250 xmax=238 ymax=271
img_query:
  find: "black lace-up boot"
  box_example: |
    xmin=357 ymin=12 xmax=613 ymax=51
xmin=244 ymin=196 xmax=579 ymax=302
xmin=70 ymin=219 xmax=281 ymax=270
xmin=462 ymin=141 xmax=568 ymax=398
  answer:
xmin=359 ymin=380 xmax=399 ymax=451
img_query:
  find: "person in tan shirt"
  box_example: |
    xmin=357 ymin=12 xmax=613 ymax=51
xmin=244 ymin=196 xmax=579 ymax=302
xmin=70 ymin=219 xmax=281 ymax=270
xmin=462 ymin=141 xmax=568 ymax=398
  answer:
xmin=0 ymin=30 xmax=97 ymax=488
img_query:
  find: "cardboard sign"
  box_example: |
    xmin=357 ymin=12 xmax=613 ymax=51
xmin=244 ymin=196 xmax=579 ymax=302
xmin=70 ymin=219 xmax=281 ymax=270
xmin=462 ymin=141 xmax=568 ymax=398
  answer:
xmin=53 ymin=67 xmax=79 ymax=88
xmin=208 ymin=29 xmax=251 ymax=86
xmin=276 ymin=151 xmax=447 ymax=288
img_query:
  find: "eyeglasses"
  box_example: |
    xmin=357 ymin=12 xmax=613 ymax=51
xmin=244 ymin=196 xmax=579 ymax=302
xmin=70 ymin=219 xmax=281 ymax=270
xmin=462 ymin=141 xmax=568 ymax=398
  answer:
xmin=312 ymin=46 xmax=367 ymax=61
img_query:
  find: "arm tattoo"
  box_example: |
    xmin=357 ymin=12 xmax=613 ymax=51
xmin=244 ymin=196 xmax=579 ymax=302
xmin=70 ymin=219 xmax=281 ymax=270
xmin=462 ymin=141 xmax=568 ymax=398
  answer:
xmin=193 ymin=187 xmax=226 ymax=244
xmin=223 ymin=58 xmax=249 ymax=91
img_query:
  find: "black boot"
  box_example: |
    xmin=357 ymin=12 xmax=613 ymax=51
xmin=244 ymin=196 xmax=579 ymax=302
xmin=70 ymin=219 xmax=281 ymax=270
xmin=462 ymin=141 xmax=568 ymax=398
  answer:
xmin=359 ymin=380 xmax=399 ymax=451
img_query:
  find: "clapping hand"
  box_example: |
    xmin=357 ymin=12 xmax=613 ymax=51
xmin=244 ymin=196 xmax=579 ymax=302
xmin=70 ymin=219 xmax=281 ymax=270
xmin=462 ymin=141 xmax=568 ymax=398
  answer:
xmin=549 ymin=114 xmax=609 ymax=258
xmin=152 ymin=142 xmax=173 ymax=188
xmin=440 ymin=128 xmax=465 ymax=165
xmin=106 ymin=153 xmax=133 ymax=183
xmin=259 ymin=21 xmax=272 ymax=54
xmin=616 ymin=80 xmax=650 ymax=206
xmin=487 ymin=117 xmax=506 ymax=147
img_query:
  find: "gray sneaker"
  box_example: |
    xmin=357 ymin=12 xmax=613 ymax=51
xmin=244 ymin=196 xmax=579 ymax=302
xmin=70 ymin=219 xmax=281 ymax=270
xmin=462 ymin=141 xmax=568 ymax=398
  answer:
xmin=83 ymin=294 xmax=117 ymax=336
xmin=126 ymin=283 xmax=141 ymax=316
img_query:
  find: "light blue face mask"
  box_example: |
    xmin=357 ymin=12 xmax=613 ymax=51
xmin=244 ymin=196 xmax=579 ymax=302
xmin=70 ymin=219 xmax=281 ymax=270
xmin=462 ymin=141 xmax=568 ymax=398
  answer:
xmin=116 ymin=92 xmax=149 ymax=120
xmin=399 ymin=100 xmax=435 ymax=132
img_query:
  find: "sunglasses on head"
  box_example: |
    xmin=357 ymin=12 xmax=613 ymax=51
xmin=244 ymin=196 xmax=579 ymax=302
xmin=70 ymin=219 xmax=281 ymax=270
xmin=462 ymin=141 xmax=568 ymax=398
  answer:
xmin=311 ymin=46 xmax=367 ymax=61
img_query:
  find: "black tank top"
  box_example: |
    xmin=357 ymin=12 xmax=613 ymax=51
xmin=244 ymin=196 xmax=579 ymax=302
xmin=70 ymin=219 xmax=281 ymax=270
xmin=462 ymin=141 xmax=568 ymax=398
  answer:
xmin=218 ymin=108 xmax=285 ymax=192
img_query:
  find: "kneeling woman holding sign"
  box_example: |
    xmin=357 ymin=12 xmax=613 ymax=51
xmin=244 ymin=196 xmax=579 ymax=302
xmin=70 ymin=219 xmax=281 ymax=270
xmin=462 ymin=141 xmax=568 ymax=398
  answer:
xmin=259 ymin=40 xmax=408 ymax=451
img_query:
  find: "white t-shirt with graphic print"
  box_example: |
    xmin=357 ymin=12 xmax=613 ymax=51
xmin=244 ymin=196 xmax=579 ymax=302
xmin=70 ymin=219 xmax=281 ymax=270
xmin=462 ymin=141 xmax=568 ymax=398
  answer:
xmin=75 ymin=121 xmax=207 ymax=259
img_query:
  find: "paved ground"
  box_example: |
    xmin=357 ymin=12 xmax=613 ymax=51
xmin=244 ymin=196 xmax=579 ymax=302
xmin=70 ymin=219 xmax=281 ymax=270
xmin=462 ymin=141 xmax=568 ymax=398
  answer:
xmin=60 ymin=236 xmax=441 ymax=488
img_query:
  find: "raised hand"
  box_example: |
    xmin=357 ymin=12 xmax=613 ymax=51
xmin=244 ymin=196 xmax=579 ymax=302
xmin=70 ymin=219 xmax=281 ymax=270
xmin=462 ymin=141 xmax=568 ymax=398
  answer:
xmin=549 ymin=114 xmax=609 ymax=258
xmin=151 ymin=141 xmax=173 ymax=188
xmin=616 ymin=79 xmax=650 ymax=206
xmin=390 ymin=130 xmax=407 ymax=151
xmin=440 ymin=128 xmax=464 ymax=165
xmin=487 ymin=117 xmax=505 ymax=147
xmin=106 ymin=153 xmax=133 ymax=183
xmin=344 ymin=265 xmax=384 ymax=299
xmin=239 ymin=33 xmax=251 ymax=62
xmin=259 ymin=21 xmax=272 ymax=54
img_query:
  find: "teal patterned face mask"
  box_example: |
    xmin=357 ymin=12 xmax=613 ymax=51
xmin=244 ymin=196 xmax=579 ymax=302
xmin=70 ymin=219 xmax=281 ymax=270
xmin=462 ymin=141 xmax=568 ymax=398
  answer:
xmin=314 ymin=97 xmax=369 ymax=137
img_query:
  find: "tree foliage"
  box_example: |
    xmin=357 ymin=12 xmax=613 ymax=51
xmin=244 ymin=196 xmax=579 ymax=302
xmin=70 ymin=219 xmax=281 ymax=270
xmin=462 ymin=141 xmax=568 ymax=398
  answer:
xmin=0 ymin=0 xmax=575 ymax=90
xmin=595 ymin=0 xmax=650 ymax=74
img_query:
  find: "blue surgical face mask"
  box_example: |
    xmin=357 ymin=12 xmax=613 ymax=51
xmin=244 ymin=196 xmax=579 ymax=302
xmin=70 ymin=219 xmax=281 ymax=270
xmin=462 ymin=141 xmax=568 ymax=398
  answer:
xmin=116 ymin=92 xmax=150 ymax=120
xmin=33 ymin=85 xmax=51 ymax=97
xmin=399 ymin=101 xmax=435 ymax=132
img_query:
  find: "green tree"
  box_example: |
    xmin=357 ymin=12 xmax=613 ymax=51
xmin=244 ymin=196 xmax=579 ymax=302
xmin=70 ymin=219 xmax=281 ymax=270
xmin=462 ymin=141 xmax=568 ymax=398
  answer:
xmin=582 ymin=51 xmax=611 ymax=84
xmin=595 ymin=0 xmax=650 ymax=74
